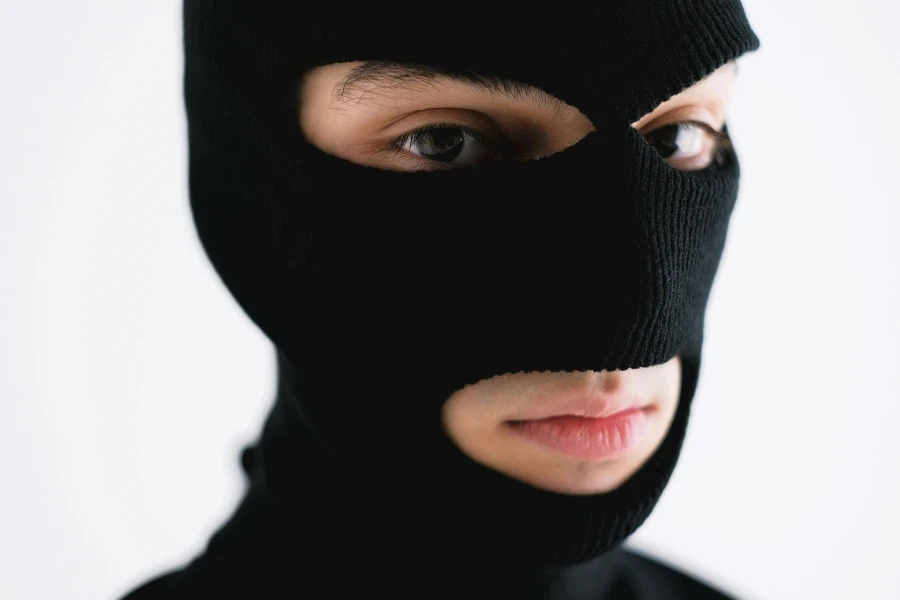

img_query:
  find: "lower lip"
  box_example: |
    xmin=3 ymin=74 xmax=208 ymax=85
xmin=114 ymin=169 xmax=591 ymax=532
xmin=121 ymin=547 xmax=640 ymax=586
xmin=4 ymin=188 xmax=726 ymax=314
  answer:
xmin=508 ymin=408 xmax=652 ymax=461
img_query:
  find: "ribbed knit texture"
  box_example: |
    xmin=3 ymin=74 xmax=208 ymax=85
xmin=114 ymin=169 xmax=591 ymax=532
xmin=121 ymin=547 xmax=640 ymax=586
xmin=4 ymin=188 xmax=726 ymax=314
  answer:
xmin=121 ymin=3 xmax=759 ymax=598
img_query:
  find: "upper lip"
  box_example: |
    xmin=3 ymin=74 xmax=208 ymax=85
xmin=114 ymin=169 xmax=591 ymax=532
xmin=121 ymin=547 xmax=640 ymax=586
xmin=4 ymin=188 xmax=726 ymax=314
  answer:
xmin=509 ymin=390 xmax=649 ymax=422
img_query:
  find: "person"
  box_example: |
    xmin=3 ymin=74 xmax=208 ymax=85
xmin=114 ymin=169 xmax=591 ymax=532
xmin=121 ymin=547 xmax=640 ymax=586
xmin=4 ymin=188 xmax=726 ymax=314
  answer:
xmin=121 ymin=3 xmax=760 ymax=599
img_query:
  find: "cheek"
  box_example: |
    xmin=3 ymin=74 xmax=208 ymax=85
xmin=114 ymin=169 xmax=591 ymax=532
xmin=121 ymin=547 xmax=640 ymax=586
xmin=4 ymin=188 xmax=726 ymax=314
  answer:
xmin=641 ymin=358 xmax=682 ymax=452
xmin=441 ymin=387 xmax=497 ymax=444
xmin=662 ymin=356 xmax=683 ymax=411
xmin=299 ymin=109 xmax=374 ymax=161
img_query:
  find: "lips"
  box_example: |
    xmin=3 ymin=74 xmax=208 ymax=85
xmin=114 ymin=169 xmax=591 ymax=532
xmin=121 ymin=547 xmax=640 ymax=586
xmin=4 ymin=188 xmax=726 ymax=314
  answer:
xmin=507 ymin=408 xmax=653 ymax=461
xmin=505 ymin=391 xmax=655 ymax=461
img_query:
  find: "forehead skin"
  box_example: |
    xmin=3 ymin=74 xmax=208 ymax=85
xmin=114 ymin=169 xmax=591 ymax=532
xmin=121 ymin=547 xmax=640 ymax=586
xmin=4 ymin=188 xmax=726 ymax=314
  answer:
xmin=316 ymin=60 xmax=736 ymax=128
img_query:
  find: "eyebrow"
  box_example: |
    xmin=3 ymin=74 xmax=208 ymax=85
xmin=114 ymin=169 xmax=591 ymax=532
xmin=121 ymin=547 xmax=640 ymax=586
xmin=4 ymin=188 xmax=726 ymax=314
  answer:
xmin=332 ymin=59 xmax=738 ymax=111
xmin=333 ymin=60 xmax=563 ymax=109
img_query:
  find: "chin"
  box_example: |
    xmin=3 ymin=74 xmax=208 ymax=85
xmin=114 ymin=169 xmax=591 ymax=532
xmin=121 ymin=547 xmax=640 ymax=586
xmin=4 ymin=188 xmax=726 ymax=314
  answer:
xmin=517 ymin=459 xmax=644 ymax=496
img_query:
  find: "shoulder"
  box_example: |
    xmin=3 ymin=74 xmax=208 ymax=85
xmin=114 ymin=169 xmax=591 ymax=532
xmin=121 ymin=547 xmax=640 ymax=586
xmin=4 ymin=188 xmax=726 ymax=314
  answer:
xmin=117 ymin=570 xmax=185 ymax=600
xmin=613 ymin=547 xmax=740 ymax=600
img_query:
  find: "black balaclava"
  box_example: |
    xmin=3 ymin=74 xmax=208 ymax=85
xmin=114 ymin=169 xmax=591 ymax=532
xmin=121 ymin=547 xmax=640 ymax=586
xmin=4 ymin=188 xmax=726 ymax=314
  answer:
xmin=179 ymin=1 xmax=759 ymax=590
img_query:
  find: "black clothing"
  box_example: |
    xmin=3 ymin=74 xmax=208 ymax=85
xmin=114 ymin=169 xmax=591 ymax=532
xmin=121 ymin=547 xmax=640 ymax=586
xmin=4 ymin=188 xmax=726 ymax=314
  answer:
xmin=125 ymin=447 xmax=740 ymax=599
xmin=122 ymin=2 xmax=759 ymax=597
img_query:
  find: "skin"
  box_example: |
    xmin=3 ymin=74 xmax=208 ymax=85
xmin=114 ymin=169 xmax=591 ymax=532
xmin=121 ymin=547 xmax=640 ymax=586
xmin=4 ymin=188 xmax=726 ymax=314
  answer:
xmin=298 ymin=62 xmax=737 ymax=495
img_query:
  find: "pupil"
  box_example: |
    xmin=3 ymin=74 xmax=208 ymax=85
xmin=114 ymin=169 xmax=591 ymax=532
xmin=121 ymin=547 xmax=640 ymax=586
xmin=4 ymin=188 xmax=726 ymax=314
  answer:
xmin=418 ymin=127 xmax=464 ymax=162
xmin=645 ymin=123 xmax=680 ymax=158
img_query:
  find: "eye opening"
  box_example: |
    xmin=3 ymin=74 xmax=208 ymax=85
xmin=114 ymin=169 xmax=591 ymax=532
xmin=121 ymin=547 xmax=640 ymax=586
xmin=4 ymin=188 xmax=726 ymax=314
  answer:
xmin=387 ymin=122 xmax=510 ymax=170
xmin=640 ymin=119 xmax=734 ymax=171
xmin=385 ymin=118 xmax=735 ymax=173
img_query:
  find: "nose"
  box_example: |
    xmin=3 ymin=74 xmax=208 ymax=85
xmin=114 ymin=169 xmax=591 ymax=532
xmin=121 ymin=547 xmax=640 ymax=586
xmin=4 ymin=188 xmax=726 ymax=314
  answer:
xmin=582 ymin=369 xmax=627 ymax=396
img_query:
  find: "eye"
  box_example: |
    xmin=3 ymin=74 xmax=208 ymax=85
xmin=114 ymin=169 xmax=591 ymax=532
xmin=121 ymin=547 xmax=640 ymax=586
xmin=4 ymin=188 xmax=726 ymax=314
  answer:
xmin=391 ymin=124 xmax=500 ymax=169
xmin=642 ymin=120 xmax=732 ymax=171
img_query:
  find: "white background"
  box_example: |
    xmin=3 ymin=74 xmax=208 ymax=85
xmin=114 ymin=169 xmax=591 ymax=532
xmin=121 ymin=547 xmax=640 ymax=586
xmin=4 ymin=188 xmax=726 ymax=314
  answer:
xmin=2 ymin=2 xmax=898 ymax=599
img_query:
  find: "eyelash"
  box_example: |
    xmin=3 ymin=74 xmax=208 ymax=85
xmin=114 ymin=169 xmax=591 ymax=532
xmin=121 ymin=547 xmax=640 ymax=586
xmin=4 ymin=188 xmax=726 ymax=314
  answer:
xmin=668 ymin=119 xmax=734 ymax=166
xmin=389 ymin=122 xmax=494 ymax=154
xmin=389 ymin=120 xmax=733 ymax=169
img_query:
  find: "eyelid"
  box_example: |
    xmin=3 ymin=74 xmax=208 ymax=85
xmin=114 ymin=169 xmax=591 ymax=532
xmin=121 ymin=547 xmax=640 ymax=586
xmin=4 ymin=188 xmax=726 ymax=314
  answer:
xmin=636 ymin=105 xmax=722 ymax=133
xmin=377 ymin=108 xmax=503 ymax=140
xmin=644 ymin=119 xmax=726 ymax=140
xmin=385 ymin=121 xmax=510 ymax=169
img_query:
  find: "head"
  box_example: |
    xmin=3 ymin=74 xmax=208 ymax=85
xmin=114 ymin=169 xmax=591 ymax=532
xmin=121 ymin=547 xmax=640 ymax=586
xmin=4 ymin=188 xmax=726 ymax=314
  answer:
xmin=183 ymin=4 xmax=759 ymax=565
xmin=296 ymin=61 xmax=735 ymax=494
